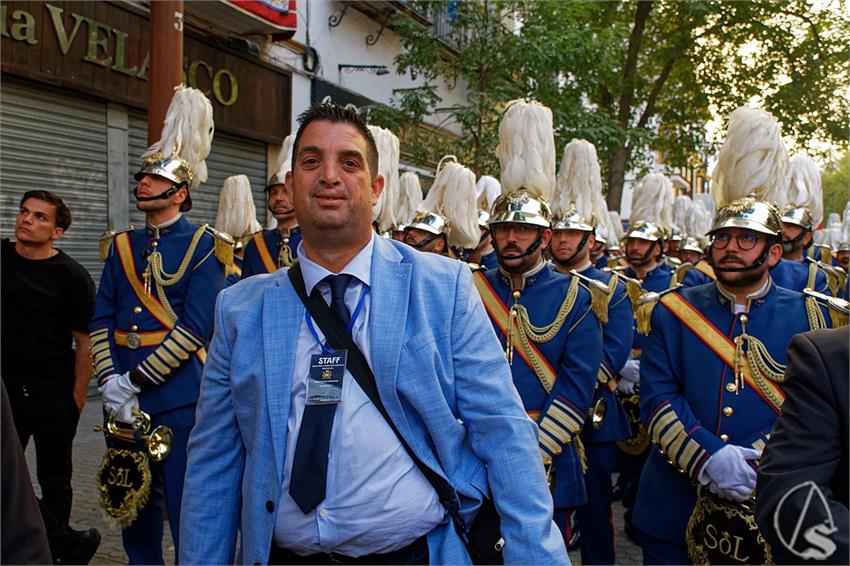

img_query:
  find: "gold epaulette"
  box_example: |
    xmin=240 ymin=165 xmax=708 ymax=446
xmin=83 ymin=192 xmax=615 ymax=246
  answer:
xmin=570 ymin=269 xmax=615 ymax=324
xmin=203 ymin=225 xmax=236 ymax=275
xmin=635 ymin=285 xmax=683 ymax=335
xmin=803 ymin=288 xmax=849 ymax=328
xmin=98 ymin=226 xmax=134 ymax=262
xmin=665 ymin=256 xmax=682 ymax=268
xmin=674 ymin=262 xmax=695 ymax=286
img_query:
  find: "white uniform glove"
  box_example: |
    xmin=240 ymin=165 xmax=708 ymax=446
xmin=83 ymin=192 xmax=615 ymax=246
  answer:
xmin=99 ymin=372 xmax=141 ymax=422
xmin=617 ymin=360 xmax=640 ymax=395
xmin=700 ymin=444 xmax=761 ymax=502
xmin=115 ymin=396 xmax=140 ymax=425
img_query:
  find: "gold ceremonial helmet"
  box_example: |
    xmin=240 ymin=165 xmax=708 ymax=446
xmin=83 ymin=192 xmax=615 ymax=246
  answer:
xmin=266 ymin=171 xmax=285 ymax=190
xmin=134 ymin=152 xmax=194 ymax=187
xmin=669 ymin=227 xmax=683 ymax=242
xmin=406 ymin=210 xmax=448 ymax=236
xmin=627 ymin=220 xmax=665 ymax=242
xmin=681 ymin=236 xmax=705 ymax=254
xmin=488 ymin=189 xmax=552 ymax=228
xmin=709 ymin=196 xmax=783 ymax=237
xmin=552 ymin=203 xmax=595 ymax=232
xmin=780 ymin=205 xmax=814 ymax=231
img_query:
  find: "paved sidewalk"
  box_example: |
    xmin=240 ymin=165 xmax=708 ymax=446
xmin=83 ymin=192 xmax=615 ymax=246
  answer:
xmin=26 ymin=396 xmax=643 ymax=565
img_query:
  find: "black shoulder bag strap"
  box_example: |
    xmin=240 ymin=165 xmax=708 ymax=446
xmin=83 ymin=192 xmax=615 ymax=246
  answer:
xmin=287 ymin=263 xmax=501 ymax=563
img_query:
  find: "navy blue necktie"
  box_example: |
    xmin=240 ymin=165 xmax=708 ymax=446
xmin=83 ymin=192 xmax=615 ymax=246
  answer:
xmin=289 ymin=274 xmax=352 ymax=514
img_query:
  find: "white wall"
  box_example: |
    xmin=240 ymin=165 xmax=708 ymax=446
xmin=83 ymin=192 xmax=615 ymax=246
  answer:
xmin=263 ymin=0 xmax=468 ymax=136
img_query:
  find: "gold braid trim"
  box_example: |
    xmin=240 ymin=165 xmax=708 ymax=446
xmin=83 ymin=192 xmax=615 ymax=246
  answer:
xmin=146 ymin=227 xmax=206 ymax=324
xmin=575 ymin=435 xmax=588 ymax=473
xmin=805 ymin=296 xmax=828 ymax=330
xmin=514 ymin=276 xmax=580 ymax=343
xmin=278 ymin=243 xmax=294 ymax=268
xmin=734 ymin=316 xmax=787 ymax=410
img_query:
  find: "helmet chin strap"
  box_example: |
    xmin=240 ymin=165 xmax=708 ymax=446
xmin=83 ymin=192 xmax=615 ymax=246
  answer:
xmin=553 ymin=231 xmax=591 ymax=266
xmin=710 ymin=242 xmax=773 ymax=273
xmin=495 ymin=227 xmax=544 ymax=261
xmin=409 ymin=232 xmax=445 ymax=251
xmin=134 ymin=182 xmax=185 ymax=202
xmin=628 ymin=240 xmax=662 ymax=264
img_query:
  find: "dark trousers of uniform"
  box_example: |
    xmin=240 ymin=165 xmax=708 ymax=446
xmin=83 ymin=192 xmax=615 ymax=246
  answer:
xmin=120 ymin=404 xmax=194 ymax=565
xmin=617 ymin=448 xmax=648 ymax=528
xmin=576 ymin=442 xmax=621 ymax=565
xmin=6 ymin=378 xmax=80 ymax=557
xmin=634 ymin=526 xmax=690 ymax=565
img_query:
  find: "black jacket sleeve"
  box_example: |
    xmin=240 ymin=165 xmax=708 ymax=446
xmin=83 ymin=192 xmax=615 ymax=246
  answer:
xmin=756 ymin=327 xmax=849 ymax=565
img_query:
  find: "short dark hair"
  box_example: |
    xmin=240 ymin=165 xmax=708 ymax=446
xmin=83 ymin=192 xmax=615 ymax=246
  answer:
xmin=20 ymin=190 xmax=72 ymax=231
xmin=291 ymin=103 xmax=379 ymax=179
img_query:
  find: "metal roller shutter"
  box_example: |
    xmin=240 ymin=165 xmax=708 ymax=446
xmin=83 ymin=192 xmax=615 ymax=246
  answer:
xmin=0 ymin=80 xmax=109 ymax=283
xmin=128 ymin=110 xmax=268 ymax=230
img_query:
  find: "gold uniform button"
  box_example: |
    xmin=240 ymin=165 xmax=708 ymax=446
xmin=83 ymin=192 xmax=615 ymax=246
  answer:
xmin=720 ymin=434 xmax=729 ymax=442
xmin=130 ymin=325 xmax=138 ymax=331
xmin=283 ymin=238 xmax=290 ymax=245
xmin=133 ymin=307 xmax=142 ymax=314
xmin=151 ymin=241 xmax=158 ymax=248
xmin=512 ymin=291 xmax=521 ymax=299
xmin=726 ymin=382 xmax=737 ymax=393
xmin=723 ymin=407 xmax=734 ymax=417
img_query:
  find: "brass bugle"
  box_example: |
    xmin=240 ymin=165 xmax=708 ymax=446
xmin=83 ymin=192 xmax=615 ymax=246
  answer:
xmin=94 ymin=408 xmax=173 ymax=462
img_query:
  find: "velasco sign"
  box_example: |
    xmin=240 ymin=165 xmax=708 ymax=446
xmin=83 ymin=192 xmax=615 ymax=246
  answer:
xmin=1 ymin=1 xmax=289 ymax=143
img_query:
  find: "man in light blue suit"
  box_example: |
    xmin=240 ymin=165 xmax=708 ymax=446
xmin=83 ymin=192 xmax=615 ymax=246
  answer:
xmin=180 ymin=104 xmax=568 ymax=565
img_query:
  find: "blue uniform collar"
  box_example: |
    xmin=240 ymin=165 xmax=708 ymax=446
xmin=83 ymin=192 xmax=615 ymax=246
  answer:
xmin=146 ymin=214 xmax=188 ymax=238
xmin=714 ymin=277 xmax=774 ymax=313
xmin=626 ymin=261 xmax=665 ymax=282
xmin=498 ymin=258 xmax=548 ymax=290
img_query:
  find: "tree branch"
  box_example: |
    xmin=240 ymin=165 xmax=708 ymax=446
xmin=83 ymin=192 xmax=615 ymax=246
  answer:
xmin=617 ymin=0 xmax=653 ymax=128
xmin=637 ymin=33 xmax=690 ymax=128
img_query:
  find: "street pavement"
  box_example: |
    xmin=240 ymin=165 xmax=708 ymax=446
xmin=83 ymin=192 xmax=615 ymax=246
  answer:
xmin=25 ymin=394 xmax=643 ymax=565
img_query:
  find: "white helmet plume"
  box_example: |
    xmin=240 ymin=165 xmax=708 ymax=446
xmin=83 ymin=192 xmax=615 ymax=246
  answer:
xmin=786 ymin=156 xmax=823 ymax=228
xmin=672 ymin=195 xmax=692 ymax=233
xmin=143 ymin=84 xmax=214 ymax=188
xmin=554 ymin=139 xmax=606 ymax=223
xmin=215 ymin=175 xmax=262 ymax=238
xmin=630 ymin=173 xmax=674 ymax=229
xmin=685 ymin=200 xmax=712 ymax=238
xmin=368 ymin=125 xmax=400 ymax=233
xmin=397 ymin=172 xmax=423 ymax=226
xmin=711 ymin=107 xmax=788 ymax=208
xmin=608 ymin=211 xmax=624 ymax=242
xmin=496 ymin=100 xmax=556 ymax=202
xmin=476 ymin=175 xmax=501 ymax=213
xmin=418 ymin=156 xmax=479 ymax=249
xmin=271 ymin=133 xmax=296 ymax=181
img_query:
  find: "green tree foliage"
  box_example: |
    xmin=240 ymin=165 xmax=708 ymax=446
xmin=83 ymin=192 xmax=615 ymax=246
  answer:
xmin=382 ymin=0 xmax=849 ymax=210
xmin=822 ymin=153 xmax=850 ymax=219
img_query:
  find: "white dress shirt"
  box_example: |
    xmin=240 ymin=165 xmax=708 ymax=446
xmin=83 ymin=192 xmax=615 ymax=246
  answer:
xmin=273 ymin=233 xmax=444 ymax=556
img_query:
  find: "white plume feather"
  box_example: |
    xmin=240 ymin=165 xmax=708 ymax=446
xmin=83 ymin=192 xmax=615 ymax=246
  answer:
xmin=419 ymin=157 xmax=479 ymax=249
xmin=629 ymin=173 xmax=674 ymax=228
xmin=496 ymin=100 xmax=556 ymax=202
xmin=786 ymin=156 xmax=823 ymax=227
xmin=672 ymin=195 xmax=692 ymax=232
xmin=608 ymin=211 xmax=624 ymax=242
xmin=476 ymin=175 xmax=502 ymax=213
xmin=214 ymin=175 xmax=261 ymax=238
xmin=841 ymin=201 xmax=850 ymax=245
xmin=271 ymin=133 xmax=296 ymax=180
xmin=685 ymin=200 xmax=712 ymax=238
xmin=368 ymin=125 xmax=401 ymax=233
xmin=711 ymin=107 xmax=788 ymax=208
xmin=397 ymin=172 xmax=423 ymax=226
xmin=554 ymin=139 xmax=606 ymax=224
xmin=143 ymin=84 xmax=214 ymax=188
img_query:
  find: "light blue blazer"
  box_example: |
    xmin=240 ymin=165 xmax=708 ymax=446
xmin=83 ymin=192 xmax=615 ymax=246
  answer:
xmin=179 ymin=236 xmax=569 ymax=565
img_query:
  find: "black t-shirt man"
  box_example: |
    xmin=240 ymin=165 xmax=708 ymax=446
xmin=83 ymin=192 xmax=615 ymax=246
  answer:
xmin=1 ymin=238 xmax=95 ymax=387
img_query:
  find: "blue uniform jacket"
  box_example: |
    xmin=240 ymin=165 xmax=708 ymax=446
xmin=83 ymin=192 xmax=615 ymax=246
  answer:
xmin=480 ymin=250 xmax=499 ymax=271
xmin=771 ymin=257 xmax=828 ymax=293
xmin=633 ymin=280 xmax=831 ymax=543
xmin=90 ymin=216 xmax=227 ymax=414
xmin=482 ymin=265 xmax=603 ymax=507
xmin=242 ymin=226 xmax=302 ymax=278
xmin=594 ymin=254 xmax=609 ymax=270
xmin=576 ymin=266 xmax=633 ymax=443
